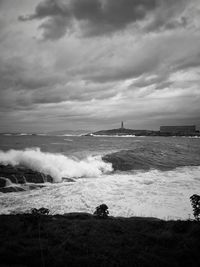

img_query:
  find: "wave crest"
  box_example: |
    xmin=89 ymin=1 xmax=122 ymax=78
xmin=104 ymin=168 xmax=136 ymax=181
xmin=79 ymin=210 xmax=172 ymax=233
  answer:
xmin=103 ymin=148 xmax=200 ymax=171
xmin=0 ymin=148 xmax=113 ymax=182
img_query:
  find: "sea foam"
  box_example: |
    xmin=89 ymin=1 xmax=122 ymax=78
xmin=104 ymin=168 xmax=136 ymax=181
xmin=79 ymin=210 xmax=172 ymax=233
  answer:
xmin=0 ymin=148 xmax=113 ymax=182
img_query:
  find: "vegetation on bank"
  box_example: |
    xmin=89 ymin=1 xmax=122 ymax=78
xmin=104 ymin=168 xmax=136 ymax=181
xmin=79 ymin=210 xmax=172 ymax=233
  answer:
xmin=0 ymin=200 xmax=200 ymax=267
xmin=190 ymin=194 xmax=200 ymax=221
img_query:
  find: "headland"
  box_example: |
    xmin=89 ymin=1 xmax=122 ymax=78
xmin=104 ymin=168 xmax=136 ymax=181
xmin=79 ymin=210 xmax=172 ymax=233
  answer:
xmin=85 ymin=123 xmax=200 ymax=137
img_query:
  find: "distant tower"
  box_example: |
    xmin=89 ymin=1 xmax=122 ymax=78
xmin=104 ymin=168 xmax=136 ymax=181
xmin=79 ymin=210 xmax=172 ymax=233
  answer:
xmin=121 ymin=121 xmax=124 ymax=129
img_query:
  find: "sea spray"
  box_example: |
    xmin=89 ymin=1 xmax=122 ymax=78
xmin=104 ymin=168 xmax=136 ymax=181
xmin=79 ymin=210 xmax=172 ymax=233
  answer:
xmin=1 ymin=166 xmax=200 ymax=218
xmin=0 ymin=148 xmax=113 ymax=182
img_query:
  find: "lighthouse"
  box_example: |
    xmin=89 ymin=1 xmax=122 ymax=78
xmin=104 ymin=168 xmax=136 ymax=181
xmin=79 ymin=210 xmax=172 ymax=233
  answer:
xmin=121 ymin=121 xmax=124 ymax=129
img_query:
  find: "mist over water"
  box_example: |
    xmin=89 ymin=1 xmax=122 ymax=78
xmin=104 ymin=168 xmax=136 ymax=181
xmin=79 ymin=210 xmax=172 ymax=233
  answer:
xmin=0 ymin=135 xmax=200 ymax=219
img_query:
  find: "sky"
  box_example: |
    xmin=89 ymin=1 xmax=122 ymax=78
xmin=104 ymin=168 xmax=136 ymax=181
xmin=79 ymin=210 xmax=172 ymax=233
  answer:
xmin=0 ymin=0 xmax=200 ymax=132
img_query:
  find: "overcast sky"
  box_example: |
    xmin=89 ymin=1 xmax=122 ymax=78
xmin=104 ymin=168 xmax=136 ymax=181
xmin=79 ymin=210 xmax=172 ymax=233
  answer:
xmin=0 ymin=0 xmax=200 ymax=132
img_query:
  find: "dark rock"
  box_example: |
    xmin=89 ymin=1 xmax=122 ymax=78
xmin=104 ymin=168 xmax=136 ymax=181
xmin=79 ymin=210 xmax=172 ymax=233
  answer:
xmin=0 ymin=184 xmax=45 ymax=193
xmin=0 ymin=177 xmax=7 ymax=187
xmin=0 ymin=164 xmax=53 ymax=184
xmin=0 ymin=186 xmax=25 ymax=193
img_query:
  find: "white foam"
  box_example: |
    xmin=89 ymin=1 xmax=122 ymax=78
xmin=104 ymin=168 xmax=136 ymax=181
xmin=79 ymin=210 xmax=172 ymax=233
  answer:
xmin=91 ymin=135 xmax=136 ymax=137
xmin=0 ymin=166 xmax=200 ymax=219
xmin=0 ymin=148 xmax=113 ymax=182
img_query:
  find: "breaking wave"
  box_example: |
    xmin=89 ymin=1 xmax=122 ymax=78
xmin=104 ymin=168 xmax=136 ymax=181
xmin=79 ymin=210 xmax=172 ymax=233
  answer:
xmin=103 ymin=148 xmax=200 ymax=171
xmin=0 ymin=148 xmax=113 ymax=182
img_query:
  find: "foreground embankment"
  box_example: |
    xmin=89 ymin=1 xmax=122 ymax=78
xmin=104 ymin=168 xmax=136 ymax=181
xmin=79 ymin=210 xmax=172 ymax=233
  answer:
xmin=0 ymin=213 xmax=200 ymax=267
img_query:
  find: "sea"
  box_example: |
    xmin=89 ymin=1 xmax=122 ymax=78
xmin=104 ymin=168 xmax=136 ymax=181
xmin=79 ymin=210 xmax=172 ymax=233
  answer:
xmin=0 ymin=134 xmax=200 ymax=220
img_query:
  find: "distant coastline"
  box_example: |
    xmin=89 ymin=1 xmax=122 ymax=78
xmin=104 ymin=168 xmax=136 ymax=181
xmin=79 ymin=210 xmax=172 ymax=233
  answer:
xmin=1 ymin=125 xmax=199 ymax=137
xmin=85 ymin=127 xmax=200 ymax=137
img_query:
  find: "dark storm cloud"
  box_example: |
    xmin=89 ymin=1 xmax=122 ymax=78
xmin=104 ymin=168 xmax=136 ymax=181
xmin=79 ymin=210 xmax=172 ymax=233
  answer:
xmin=67 ymin=29 xmax=200 ymax=84
xmin=0 ymin=58 xmax=25 ymax=90
xmin=0 ymin=64 xmax=53 ymax=91
xmin=81 ymin=63 xmax=155 ymax=83
xmin=18 ymin=0 xmax=188 ymax=40
xmin=0 ymin=54 xmax=118 ymax=110
xmin=0 ymin=55 xmax=69 ymax=113
xmin=144 ymin=0 xmax=188 ymax=32
xmin=130 ymin=73 xmax=170 ymax=89
xmin=38 ymin=16 xmax=70 ymax=40
xmin=19 ymin=0 xmax=72 ymax=40
xmin=0 ymin=57 xmax=63 ymax=91
xmin=67 ymin=43 xmax=162 ymax=83
xmin=174 ymin=53 xmax=200 ymax=71
xmin=19 ymin=0 xmax=70 ymax=20
xmin=41 ymin=80 xmax=117 ymax=103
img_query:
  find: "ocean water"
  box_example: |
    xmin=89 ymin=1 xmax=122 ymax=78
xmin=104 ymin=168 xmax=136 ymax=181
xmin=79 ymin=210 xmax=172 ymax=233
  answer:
xmin=0 ymin=134 xmax=200 ymax=219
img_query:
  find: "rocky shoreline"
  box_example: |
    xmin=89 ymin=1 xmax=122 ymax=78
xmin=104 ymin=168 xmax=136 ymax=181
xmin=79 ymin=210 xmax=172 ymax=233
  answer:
xmin=0 ymin=164 xmax=53 ymax=193
xmin=0 ymin=164 xmax=77 ymax=193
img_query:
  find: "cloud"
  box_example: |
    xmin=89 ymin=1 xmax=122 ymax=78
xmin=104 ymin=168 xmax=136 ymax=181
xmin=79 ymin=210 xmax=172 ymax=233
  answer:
xmin=0 ymin=52 xmax=119 ymax=111
xmin=0 ymin=0 xmax=4 ymax=6
xmin=1 ymin=0 xmax=200 ymax=132
xmin=129 ymin=72 xmax=171 ymax=90
xmin=174 ymin=52 xmax=200 ymax=71
xmin=67 ymin=30 xmax=200 ymax=84
xmin=19 ymin=0 xmax=189 ymax=40
xmin=144 ymin=0 xmax=188 ymax=32
xmin=0 ymin=56 xmax=62 ymax=91
xmin=38 ymin=15 xmax=70 ymax=40
xmin=19 ymin=0 xmax=69 ymax=21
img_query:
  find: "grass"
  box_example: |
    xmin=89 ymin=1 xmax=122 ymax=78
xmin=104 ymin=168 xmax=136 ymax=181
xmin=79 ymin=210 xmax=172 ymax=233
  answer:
xmin=0 ymin=213 xmax=200 ymax=267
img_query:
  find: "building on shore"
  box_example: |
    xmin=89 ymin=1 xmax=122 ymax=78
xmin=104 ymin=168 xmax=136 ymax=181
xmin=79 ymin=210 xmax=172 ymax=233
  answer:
xmin=160 ymin=125 xmax=196 ymax=134
xmin=121 ymin=121 xmax=124 ymax=129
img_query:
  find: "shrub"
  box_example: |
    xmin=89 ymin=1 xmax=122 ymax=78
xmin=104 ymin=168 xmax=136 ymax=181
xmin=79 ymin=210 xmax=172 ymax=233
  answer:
xmin=31 ymin=207 xmax=50 ymax=216
xmin=190 ymin=194 xmax=200 ymax=221
xmin=94 ymin=204 xmax=109 ymax=218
